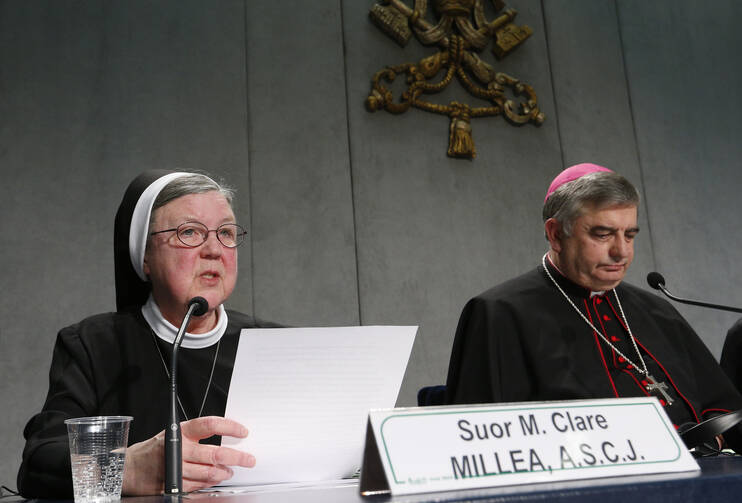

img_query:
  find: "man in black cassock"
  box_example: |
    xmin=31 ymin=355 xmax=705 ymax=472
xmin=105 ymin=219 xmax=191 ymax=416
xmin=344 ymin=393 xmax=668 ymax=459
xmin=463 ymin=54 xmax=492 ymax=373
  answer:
xmin=444 ymin=163 xmax=742 ymax=451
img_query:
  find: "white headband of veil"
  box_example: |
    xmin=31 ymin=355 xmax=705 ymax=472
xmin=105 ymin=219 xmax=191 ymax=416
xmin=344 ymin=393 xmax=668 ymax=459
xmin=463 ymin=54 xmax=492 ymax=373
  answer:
xmin=128 ymin=172 xmax=189 ymax=280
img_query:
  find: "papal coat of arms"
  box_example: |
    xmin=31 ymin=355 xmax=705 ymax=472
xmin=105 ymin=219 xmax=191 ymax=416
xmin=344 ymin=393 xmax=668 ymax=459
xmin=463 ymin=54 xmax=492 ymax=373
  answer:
xmin=366 ymin=0 xmax=544 ymax=159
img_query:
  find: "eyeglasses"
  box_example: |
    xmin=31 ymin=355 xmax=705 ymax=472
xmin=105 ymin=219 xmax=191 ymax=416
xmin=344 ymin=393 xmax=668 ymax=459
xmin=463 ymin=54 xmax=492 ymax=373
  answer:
xmin=150 ymin=221 xmax=247 ymax=248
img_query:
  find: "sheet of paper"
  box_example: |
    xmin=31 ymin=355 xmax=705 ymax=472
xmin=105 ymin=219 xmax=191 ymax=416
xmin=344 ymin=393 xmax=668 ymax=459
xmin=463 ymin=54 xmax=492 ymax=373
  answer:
xmin=206 ymin=478 xmax=358 ymax=494
xmin=221 ymin=325 xmax=417 ymax=486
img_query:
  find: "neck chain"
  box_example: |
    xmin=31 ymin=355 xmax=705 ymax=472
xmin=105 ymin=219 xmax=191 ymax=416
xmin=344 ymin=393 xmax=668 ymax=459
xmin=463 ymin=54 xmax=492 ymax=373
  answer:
xmin=150 ymin=330 xmax=221 ymax=421
xmin=541 ymin=253 xmax=674 ymax=405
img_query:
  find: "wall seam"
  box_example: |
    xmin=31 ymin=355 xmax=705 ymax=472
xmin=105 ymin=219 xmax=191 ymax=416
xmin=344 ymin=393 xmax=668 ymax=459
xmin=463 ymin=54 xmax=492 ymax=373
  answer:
xmin=614 ymin=0 xmax=658 ymax=272
xmin=339 ymin=0 xmax=363 ymax=326
xmin=540 ymin=0 xmax=565 ymax=172
xmin=242 ymin=0 xmax=256 ymax=316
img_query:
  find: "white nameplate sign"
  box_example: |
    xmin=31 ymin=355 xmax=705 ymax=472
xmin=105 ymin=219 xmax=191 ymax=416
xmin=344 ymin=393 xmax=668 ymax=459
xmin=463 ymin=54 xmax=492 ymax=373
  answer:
xmin=359 ymin=397 xmax=699 ymax=496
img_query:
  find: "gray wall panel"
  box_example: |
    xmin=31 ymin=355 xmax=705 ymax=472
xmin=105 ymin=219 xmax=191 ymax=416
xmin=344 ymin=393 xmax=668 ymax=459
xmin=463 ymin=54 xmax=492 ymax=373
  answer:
xmin=245 ymin=1 xmax=359 ymax=327
xmin=618 ymin=0 xmax=742 ymax=355
xmin=543 ymin=1 xmax=640 ymax=169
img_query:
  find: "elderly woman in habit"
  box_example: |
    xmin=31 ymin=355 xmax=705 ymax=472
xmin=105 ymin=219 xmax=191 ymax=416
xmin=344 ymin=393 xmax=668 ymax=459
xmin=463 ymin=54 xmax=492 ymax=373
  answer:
xmin=18 ymin=171 xmax=278 ymax=497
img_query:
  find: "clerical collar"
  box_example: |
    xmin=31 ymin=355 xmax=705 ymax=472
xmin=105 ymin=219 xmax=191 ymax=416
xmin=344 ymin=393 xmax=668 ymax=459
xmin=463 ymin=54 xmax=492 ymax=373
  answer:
xmin=141 ymin=294 xmax=228 ymax=349
xmin=543 ymin=254 xmax=605 ymax=299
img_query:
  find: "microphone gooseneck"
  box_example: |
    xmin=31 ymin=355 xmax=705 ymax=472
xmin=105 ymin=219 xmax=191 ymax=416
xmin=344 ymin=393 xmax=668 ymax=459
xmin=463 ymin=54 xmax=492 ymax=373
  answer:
xmin=646 ymin=272 xmax=742 ymax=313
xmin=165 ymin=296 xmax=210 ymax=495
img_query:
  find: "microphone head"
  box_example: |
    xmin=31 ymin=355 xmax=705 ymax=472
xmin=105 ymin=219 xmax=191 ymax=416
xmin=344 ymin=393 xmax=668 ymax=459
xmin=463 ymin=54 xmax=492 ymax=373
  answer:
xmin=646 ymin=272 xmax=666 ymax=290
xmin=188 ymin=296 xmax=209 ymax=316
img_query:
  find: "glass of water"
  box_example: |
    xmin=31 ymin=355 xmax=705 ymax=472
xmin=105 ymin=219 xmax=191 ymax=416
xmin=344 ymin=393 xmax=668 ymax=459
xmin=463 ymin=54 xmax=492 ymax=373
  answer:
xmin=65 ymin=416 xmax=133 ymax=503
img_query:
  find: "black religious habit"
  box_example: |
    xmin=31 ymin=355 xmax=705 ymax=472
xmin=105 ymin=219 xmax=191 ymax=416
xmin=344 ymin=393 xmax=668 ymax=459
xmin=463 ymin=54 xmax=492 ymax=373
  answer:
xmin=17 ymin=308 xmax=278 ymax=498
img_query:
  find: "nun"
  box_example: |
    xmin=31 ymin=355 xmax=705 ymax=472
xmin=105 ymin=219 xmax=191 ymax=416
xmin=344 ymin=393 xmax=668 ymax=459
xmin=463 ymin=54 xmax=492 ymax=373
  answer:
xmin=18 ymin=171 xmax=278 ymax=497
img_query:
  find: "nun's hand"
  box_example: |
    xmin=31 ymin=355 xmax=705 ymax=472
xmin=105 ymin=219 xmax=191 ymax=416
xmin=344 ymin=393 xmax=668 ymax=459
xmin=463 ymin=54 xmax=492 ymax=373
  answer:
xmin=122 ymin=416 xmax=255 ymax=495
xmin=180 ymin=416 xmax=256 ymax=491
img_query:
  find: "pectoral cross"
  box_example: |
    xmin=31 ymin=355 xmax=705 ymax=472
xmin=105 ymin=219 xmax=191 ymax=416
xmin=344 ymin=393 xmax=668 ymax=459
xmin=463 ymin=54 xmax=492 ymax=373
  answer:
xmin=646 ymin=374 xmax=674 ymax=405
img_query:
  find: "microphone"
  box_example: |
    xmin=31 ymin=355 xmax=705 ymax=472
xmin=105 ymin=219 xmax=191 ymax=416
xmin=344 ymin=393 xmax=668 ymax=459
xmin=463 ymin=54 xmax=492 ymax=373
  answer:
xmin=165 ymin=296 xmax=209 ymax=495
xmin=190 ymin=296 xmax=209 ymax=317
xmin=646 ymin=271 xmax=665 ymax=290
xmin=646 ymin=272 xmax=742 ymax=313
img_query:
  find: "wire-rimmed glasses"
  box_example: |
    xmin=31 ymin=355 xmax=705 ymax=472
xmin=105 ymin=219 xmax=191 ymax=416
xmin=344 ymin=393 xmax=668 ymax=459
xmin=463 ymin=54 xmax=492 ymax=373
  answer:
xmin=149 ymin=221 xmax=247 ymax=248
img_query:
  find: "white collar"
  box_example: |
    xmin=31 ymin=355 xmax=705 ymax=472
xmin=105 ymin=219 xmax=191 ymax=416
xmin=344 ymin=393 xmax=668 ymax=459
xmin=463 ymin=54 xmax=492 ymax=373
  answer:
xmin=545 ymin=252 xmax=607 ymax=297
xmin=141 ymin=294 xmax=228 ymax=349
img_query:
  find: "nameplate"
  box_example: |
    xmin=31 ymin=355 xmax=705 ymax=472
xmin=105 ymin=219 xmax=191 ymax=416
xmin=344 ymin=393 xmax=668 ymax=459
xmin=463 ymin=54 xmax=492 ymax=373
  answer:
xmin=359 ymin=397 xmax=699 ymax=496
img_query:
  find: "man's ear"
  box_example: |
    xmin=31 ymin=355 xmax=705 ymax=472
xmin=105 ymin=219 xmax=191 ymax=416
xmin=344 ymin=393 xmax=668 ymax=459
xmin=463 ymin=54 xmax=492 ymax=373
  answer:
xmin=544 ymin=218 xmax=563 ymax=253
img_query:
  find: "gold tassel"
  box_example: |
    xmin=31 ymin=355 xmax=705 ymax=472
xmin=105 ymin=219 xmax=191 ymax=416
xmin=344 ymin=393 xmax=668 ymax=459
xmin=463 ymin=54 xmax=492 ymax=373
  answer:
xmin=447 ymin=116 xmax=475 ymax=159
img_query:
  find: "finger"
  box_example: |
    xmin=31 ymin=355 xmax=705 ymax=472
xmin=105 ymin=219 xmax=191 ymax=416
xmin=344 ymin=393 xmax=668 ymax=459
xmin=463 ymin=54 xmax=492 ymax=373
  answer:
xmin=181 ymin=471 xmax=230 ymax=493
xmin=182 ymin=461 xmax=233 ymax=485
xmin=182 ymin=442 xmax=256 ymax=469
xmin=180 ymin=416 xmax=248 ymax=441
xmin=183 ymin=478 xmax=216 ymax=493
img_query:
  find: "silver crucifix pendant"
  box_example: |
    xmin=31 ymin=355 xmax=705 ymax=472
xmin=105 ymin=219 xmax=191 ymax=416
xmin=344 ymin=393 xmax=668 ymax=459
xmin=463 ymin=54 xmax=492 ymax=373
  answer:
xmin=646 ymin=374 xmax=674 ymax=405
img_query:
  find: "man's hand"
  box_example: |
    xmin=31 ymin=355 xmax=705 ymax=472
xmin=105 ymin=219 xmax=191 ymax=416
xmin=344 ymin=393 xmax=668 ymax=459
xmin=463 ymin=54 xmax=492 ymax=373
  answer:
xmin=122 ymin=416 xmax=255 ymax=495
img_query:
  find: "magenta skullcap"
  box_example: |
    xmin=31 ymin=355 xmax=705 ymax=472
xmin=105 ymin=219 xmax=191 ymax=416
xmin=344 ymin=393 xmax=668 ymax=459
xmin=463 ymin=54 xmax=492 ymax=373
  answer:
xmin=544 ymin=163 xmax=613 ymax=202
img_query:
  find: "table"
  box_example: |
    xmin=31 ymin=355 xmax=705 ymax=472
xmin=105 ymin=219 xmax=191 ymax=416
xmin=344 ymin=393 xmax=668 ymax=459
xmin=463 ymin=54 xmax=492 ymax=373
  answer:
xmin=12 ymin=456 xmax=742 ymax=503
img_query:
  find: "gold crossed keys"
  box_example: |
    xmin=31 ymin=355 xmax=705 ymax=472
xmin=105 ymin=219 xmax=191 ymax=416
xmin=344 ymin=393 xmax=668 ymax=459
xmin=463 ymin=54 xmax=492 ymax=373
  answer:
xmin=366 ymin=0 xmax=545 ymax=159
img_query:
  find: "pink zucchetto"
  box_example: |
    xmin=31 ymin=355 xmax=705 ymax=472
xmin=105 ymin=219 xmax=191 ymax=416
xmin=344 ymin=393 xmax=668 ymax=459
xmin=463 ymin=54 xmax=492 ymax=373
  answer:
xmin=544 ymin=163 xmax=613 ymax=202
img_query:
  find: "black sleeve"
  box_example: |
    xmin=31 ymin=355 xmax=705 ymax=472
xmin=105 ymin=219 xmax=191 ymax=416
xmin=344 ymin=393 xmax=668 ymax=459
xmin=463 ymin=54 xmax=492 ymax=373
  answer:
xmin=659 ymin=306 xmax=742 ymax=419
xmin=17 ymin=327 xmax=98 ymax=499
xmin=721 ymin=319 xmax=742 ymax=452
xmin=668 ymin=312 xmax=742 ymax=453
xmin=720 ymin=318 xmax=742 ymax=394
xmin=444 ymin=296 xmax=530 ymax=405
